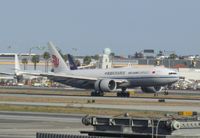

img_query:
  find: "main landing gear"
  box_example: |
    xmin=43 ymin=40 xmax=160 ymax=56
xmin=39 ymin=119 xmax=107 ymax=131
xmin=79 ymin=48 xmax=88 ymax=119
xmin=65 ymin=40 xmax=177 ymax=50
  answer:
xmin=91 ymin=90 xmax=104 ymax=97
xmin=117 ymin=88 xmax=130 ymax=97
xmin=164 ymin=86 xmax=169 ymax=95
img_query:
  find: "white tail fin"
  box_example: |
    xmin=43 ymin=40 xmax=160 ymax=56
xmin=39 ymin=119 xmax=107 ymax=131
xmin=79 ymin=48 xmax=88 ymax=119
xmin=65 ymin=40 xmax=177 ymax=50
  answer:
xmin=14 ymin=54 xmax=21 ymax=75
xmin=48 ymin=41 xmax=69 ymax=73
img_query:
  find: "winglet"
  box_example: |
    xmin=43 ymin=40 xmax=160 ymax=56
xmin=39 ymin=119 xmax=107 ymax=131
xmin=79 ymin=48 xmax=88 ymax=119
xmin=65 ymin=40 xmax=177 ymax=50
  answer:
xmin=14 ymin=54 xmax=21 ymax=74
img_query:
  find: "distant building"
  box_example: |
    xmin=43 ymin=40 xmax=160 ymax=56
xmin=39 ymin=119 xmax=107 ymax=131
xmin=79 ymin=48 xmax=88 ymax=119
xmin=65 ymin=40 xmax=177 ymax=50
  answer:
xmin=96 ymin=48 xmax=112 ymax=69
xmin=142 ymin=49 xmax=155 ymax=58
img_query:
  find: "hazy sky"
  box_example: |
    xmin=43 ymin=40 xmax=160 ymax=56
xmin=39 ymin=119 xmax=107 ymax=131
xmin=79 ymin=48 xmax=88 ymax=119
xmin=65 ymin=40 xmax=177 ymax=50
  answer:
xmin=0 ymin=0 xmax=200 ymax=56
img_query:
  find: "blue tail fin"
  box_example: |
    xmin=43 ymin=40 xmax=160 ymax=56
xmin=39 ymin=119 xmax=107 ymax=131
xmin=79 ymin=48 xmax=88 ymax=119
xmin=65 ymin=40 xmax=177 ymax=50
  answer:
xmin=67 ymin=54 xmax=78 ymax=70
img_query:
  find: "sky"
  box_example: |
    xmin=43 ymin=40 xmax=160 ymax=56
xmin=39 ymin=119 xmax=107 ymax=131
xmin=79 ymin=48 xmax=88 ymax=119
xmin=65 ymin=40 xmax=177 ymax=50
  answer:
xmin=0 ymin=0 xmax=200 ymax=56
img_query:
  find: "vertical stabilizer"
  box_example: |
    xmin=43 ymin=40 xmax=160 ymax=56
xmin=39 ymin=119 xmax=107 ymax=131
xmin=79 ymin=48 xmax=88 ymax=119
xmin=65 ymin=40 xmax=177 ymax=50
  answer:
xmin=48 ymin=41 xmax=69 ymax=73
xmin=14 ymin=54 xmax=21 ymax=75
xmin=67 ymin=54 xmax=78 ymax=70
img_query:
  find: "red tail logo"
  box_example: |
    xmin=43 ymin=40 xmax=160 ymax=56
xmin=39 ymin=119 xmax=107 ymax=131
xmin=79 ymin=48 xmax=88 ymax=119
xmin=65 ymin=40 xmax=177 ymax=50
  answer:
xmin=52 ymin=55 xmax=59 ymax=68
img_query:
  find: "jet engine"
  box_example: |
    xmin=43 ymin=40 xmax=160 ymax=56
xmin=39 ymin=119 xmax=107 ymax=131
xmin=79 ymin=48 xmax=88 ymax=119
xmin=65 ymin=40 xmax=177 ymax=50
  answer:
xmin=141 ymin=86 xmax=163 ymax=93
xmin=94 ymin=79 xmax=117 ymax=92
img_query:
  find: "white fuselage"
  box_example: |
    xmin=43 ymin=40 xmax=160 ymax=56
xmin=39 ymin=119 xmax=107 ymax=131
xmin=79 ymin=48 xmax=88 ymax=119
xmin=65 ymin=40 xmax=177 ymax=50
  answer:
xmin=50 ymin=66 xmax=179 ymax=89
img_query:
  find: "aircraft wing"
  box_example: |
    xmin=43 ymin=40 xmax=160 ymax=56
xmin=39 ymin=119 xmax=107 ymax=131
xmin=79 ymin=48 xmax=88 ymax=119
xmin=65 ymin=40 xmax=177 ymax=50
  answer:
xmin=0 ymin=72 xmax=14 ymax=76
xmin=22 ymin=71 xmax=98 ymax=81
xmin=22 ymin=71 xmax=129 ymax=86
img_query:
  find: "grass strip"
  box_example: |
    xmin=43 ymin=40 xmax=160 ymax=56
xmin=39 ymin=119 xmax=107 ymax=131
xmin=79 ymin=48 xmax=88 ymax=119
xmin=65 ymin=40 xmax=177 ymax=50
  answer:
xmin=0 ymin=104 xmax=173 ymax=118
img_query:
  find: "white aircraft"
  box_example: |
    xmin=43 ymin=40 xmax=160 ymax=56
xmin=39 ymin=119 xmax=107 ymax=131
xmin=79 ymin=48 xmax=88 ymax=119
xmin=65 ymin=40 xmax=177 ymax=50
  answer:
xmin=25 ymin=42 xmax=179 ymax=97
xmin=0 ymin=54 xmax=42 ymax=81
xmin=0 ymin=54 xmax=21 ymax=81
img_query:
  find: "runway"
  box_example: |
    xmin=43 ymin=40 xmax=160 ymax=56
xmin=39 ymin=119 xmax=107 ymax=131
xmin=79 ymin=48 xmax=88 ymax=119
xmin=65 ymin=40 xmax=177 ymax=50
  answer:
xmin=0 ymin=100 xmax=199 ymax=112
xmin=0 ymin=88 xmax=200 ymax=137
xmin=1 ymin=92 xmax=200 ymax=103
xmin=0 ymin=90 xmax=200 ymax=113
xmin=1 ymin=86 xmax=200 ymax=96
xmin=0 ymin=111 xmax=90 ymax=138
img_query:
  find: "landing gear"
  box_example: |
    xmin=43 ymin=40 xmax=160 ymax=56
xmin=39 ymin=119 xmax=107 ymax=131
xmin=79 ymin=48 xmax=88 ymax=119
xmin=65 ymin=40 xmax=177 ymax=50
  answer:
xmin=154 ymin=93 xmax=158 ymax=96
xmin=117 ymin=88 xmax=130 ymax=97
xmin=164 ymin=86 xmax=169 ymax=95
xmin=91 ymin=90 xmax=104 ymax=97
xmin=117 ymin=92 xmax=130 ymax=97
xmin=164 ymin=91 xmax=169 ymax=95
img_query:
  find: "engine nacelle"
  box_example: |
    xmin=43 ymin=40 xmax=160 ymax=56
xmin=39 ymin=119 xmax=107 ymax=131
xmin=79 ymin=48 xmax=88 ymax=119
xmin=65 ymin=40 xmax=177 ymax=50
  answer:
xmin=94 ymin=79 xmax=117 ymax=92
xmin=141 ymin=86 xmax=163 ymax=93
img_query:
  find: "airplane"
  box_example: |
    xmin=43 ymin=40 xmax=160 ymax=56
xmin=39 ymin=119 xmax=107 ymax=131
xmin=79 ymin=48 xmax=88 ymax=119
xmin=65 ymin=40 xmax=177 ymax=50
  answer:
xmin=0 ymin=54 xmax=42 ymax=82
xmin=67 ymin=54 xmax=95 ymax=70
xmin=0 ymin=54 xmax=22 ymax=81
xmin=25 ymin=42 xmax=180 ymax=97
xmin=67 ymin=54 xmax=78 ymax=70
xmin=14 ymin=54 xmax=43 ymax=80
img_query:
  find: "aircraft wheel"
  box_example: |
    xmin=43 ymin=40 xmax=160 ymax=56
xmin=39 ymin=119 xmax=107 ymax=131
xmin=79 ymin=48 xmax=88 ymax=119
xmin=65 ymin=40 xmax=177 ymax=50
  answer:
xmin=164 ymin=91 xmax=169 ymax=95
xmin=117 ymin=92 xmax=121 ymax=97
xmin=91 ymin=91 xmax=104 ymax=97
xmin=154 ymin=93 xmax=158 ymax=96
xmin=117 ymin=92 xmax=130 ymax=97
xmin=125 ymin=92 xmax=130 ymax=97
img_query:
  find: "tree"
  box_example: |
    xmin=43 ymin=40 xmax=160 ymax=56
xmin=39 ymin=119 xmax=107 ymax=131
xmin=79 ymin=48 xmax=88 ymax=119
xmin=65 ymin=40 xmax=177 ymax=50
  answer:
xmin=31 ymin=55 xmax=40 ymax=70
xmin=43 ymin=52 xmax=50 ymax=72
xmin=21 ymin=58 xmax=28 ymax=70
xmin=75 ymin=59 xmax=81 ymax=67
xmin=62 ymin=54 xmax=68 ymax=62
xmin=110 ymin=52 xmax=115 ymax=57
xmin=169 ymin=53 xmax=178 ymax=59
xmin=134 ymin=52 xmax=144 ymax=58
xmin=93 ymin=54 xmax=99 ymax=60
xmin=83 ymin=56 xmax=92 ymax=65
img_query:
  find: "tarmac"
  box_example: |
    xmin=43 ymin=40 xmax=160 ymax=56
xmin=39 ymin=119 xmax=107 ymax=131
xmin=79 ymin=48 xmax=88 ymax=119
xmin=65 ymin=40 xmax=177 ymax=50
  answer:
xmin=0 ymin=111 xmax=91 ymax=138
xmin=0 ymin=88 xmax=200 ymax=137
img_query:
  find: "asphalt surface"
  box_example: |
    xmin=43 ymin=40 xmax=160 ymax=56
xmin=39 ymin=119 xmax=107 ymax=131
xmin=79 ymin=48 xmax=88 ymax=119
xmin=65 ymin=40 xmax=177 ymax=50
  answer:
xmin=1 ymin=86 xmax=200 ymax=95
xmin=0 ymin=111 xmax=90 ymax=138
xmin=0 ymin=101 xmax=199 ymax=112
xmin=1 ymin=92 xmax=200 ymax=103
xmin=0 ymin=88 xmax=200 ymax=138
xmin=1 ymin=90 xmax=200 ymax=113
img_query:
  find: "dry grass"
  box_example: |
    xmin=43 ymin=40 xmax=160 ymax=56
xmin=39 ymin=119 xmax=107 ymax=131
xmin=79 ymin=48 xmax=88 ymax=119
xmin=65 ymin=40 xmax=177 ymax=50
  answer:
xmin=0 ymin=104 xmax=169 ymax=118
xmin=0 ymin=88 xmax=196 ymax=118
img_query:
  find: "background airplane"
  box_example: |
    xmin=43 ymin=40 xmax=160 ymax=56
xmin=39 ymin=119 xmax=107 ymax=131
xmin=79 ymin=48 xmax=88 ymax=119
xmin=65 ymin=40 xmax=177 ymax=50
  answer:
xmin=67 ymin=54 xmax=95 ymax=70
xmin=0 ymin=54 xmax=42 ymax=82
xmin=67 ymin=54 xmax=78 ymax=70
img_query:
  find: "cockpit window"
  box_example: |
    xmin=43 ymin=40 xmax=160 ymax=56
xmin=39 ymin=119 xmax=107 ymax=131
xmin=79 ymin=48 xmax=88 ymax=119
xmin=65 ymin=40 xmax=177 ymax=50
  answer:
xmin=169 ymin=72 xmax=177 ymax=75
